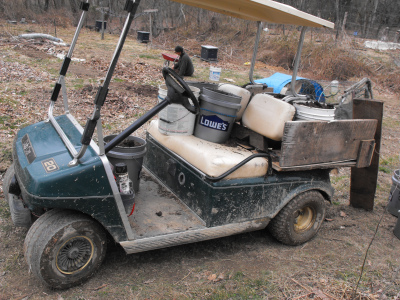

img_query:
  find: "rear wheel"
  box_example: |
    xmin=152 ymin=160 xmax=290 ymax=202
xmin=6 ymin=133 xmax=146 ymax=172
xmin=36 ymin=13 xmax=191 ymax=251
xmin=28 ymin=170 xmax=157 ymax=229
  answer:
xmin=9 ymin=194 xmax=32 ymax=227
xmin=24 ymin=209 xmax=107 ymax=289
xmin=3 ymin=163 xmax=32 ymax=227
xmin=268 ymin=191 xmax=326 ymax=245
xmin=3 ymin=163 xmax=14 ymax=204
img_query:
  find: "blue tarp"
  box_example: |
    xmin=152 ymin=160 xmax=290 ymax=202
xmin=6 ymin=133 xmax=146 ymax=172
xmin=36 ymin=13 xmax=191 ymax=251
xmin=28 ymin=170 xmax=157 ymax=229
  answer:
xmin=255 ymin=72 xmax=325 ymax=102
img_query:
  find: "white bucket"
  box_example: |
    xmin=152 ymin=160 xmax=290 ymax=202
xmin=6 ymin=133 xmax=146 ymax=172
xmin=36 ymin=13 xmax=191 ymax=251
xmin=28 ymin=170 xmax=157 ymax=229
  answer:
xmin=158 ymin=85 xmax=200 ymax=135
xmin=293 ymin=102 xmax=336 ymax=121
xmin=209 ymin=66 xmax=222 ymax=81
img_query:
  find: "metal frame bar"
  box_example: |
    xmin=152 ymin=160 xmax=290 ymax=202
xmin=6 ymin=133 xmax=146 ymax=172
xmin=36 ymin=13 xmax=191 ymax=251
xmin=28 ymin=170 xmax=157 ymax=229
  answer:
xmin=249 ymin=21 xmax=263 ymax=85
xmin=47 ymin=0 xmax=89 ymax=161
xmin=47 ymin=0 xmax=142 ymax=166
xmin=289 ymin=26 xmax=307 ymax=98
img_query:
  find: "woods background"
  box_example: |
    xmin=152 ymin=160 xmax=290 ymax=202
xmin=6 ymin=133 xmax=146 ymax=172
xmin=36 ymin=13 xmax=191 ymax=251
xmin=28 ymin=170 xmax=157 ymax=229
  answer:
xmin=0 ymin=0 xmax=399 ymax=41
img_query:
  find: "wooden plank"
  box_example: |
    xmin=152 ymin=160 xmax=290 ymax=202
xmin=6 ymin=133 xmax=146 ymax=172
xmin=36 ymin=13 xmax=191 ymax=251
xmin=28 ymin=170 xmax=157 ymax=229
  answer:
xmin=350 ymin=99 xmax=383 ymax=211
xmin=279 ymin=119 xmax=377 ymax=167
xmin=356 ymin=139 xmax=375 ymax=168
xmin=272 ymin=160 xmax=357 ymax=172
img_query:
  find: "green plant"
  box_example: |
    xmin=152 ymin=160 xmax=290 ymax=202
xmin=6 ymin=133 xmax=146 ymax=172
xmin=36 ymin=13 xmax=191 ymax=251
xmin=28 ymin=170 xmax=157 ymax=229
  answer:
xmin=335 ymin=270 xmax=359 ymax=282
xmin=380 ymin=155 xmax=399 ymax=168
xmin=232 ymin=271 xmax=245 ymax=281
xmin=379 ymin=166 xmax=391 ymax=174
xmin=139 ymin=54 xmax=158 ymax=60
xmin=4 ymin=253 xmax=21 ymax=272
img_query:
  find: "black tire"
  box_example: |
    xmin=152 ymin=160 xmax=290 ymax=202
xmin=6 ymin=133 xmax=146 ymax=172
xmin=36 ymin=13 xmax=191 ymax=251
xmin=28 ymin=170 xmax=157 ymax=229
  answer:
xmin=268 ymin=191 xmax=326 ymax=246
xmin=3 ymin=163 xmax=32 ymax=227
xmin=24 ymin=209 xmax=60 ymax=268
xmin=3 ymin=163 xmax=14 ymax=204
xmin=24 ymin=209 xmax=107 ymax=289
xmin=9 ymin=193 xmax=32 ymax=227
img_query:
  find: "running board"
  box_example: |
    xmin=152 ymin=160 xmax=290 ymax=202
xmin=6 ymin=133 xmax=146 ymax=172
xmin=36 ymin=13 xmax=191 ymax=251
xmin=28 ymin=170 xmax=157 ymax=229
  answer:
xmin=120 ymin=218 xmax=270 ymax=254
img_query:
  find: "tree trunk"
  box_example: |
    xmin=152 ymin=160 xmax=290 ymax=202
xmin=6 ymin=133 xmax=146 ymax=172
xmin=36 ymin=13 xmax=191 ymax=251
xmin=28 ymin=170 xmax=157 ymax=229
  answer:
xmin=335 ymin=0 xmax=340 ymax=40
xmin=341 ymin=11 xmax=348 ymax=33
xmin=69 ymin=0 xmax=77 ymax=14
xmin=366 ymin=0 xmax=380 ymax=38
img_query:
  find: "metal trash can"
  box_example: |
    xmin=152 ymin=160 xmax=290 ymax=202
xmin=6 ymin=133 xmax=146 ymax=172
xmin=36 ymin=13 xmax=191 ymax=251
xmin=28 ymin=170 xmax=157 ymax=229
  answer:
xmin=387 ymin=169 xmax=400 ymax=217
xmin=95 ymin=20 xmax=107 ymax=32
xmin=104 ymin=135 xmax=147 ymax=193
xmin=137 ymin=31 xmax=150 ymax=43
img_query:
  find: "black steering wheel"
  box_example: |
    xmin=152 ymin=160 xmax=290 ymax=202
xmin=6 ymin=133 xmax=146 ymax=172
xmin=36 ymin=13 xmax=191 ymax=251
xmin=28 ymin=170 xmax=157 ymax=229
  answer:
xmin=162 ymin=67 xmax=200 ymax=114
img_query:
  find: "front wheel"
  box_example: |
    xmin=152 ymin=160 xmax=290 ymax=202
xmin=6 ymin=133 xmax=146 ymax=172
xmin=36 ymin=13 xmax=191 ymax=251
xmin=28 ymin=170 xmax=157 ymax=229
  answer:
xmin=268 ymin=191 xmax=326 ymax=245
xmin=24 ymin=209 xmax=107 ymax=289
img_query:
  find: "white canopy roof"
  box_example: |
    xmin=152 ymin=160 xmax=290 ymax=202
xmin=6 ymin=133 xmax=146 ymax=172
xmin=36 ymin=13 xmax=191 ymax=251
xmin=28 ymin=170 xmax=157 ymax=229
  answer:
xmin=171 ymin=0 xmax=334 ymax=29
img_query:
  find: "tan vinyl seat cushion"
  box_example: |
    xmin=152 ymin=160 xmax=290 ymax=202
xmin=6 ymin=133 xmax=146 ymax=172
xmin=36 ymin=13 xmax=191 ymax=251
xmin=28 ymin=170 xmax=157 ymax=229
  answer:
xmin=147 ymin=120 xmax=268 ymax=179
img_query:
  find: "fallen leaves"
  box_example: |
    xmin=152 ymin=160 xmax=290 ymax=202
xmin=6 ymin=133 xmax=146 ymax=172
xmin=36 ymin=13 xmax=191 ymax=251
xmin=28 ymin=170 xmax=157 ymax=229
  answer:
xmin=143 ymin=278 xmax=156 ymax=284
xmin=93 ymin=283 xmax=108 ymax=290
xmin=207 ymin=273 xmax=225 ymax=283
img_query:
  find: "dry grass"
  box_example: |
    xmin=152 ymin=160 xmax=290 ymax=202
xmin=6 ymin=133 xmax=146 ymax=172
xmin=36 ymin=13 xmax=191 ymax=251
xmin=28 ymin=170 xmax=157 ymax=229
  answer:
xmin=259 ymin=33 xmax=373 ymax=81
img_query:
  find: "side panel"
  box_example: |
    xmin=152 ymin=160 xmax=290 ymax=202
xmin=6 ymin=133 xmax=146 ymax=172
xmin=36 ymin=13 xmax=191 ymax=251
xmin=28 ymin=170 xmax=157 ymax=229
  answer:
xmin=144 ymin=135 xmax=213 ymax=225
xmin=145 ymin=134 xmax=334 ymax=227
xmin=12 ymin=116 xmax=129 ymax=242
xmin=210 ymin=171 xmax=333 ymax=226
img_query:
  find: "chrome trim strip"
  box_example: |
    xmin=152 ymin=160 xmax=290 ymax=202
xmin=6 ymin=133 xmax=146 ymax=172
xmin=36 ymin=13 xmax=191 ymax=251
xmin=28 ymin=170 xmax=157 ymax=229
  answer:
xmin=120 ymin=218 xmax=270 ymax=254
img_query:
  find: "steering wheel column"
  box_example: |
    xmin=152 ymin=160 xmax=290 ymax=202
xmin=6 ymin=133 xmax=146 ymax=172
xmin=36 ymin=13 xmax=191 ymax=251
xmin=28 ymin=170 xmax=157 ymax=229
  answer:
xmin=162 ymin=67 xmax=200 ymax=115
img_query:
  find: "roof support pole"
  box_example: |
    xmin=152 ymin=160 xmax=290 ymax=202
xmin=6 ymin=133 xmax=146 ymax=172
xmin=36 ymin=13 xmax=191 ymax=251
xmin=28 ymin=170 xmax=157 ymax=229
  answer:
xmin=290 ymin=26 xmax=307 ymax=96
xmin=249 ymin=21 xmax=263 ymax=84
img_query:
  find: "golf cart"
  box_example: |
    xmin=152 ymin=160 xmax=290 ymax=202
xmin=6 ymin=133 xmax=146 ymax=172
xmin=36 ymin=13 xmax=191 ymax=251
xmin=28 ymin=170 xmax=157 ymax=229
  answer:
xmin=3 ymin=0 xmax=380 ymax=289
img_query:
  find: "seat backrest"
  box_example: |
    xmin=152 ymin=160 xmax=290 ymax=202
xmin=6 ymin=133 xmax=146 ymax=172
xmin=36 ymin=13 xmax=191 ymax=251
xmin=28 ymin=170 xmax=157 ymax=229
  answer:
xmin=217 ymin=84 xmax=251 ymax=121
xmin=241 ymin=94 xmax=296 ymax=141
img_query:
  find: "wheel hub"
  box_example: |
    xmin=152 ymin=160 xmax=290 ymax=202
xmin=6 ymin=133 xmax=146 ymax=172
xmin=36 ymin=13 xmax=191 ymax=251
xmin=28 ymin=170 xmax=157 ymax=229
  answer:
xmin=56 ymin=236 xmax=94 ymax=275
xmin=294 ymin=206 xmax=316 ymax=233
xmin=67 ymin=247 xmax=80 ymax=259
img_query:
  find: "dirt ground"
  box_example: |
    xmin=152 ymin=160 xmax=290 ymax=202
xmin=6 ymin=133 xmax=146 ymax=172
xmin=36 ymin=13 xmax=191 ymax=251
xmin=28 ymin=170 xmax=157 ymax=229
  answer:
xmin=1 ymin=23 xmax=400 ymax=300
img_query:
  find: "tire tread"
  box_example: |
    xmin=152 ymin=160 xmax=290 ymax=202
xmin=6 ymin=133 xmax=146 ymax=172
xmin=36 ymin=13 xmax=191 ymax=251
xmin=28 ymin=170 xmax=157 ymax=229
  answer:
xmin=25 ymin=209 xmax=106 ymax=289
xmin=2 ymin=163 xmax=14 ymax=204
xmin=268 ymin=191 xmax=326 ymax=246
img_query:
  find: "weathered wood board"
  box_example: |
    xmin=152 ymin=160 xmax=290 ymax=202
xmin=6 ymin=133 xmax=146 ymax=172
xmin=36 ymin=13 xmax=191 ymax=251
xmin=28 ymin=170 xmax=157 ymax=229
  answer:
xmin=350 ymin=99 xmax=383 ymax=211
xmin=279 ymin=119 xmax=378 ymax=167
xmin=356 ymin=139 xmax=375 ymax=168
